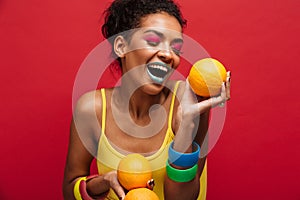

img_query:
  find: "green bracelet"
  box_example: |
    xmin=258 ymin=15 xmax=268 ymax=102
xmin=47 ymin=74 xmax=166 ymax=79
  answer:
xmin=166 ymin=161 xmax=198 ymax=182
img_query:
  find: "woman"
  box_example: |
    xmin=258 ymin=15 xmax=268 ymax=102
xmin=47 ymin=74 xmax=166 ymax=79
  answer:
xmin=63 ymin=0 xmax=231 ymax=199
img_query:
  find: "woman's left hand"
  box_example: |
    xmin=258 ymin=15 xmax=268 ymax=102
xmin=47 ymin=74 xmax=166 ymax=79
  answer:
xmin=174 ymin=71 xmax=231 ymax=151
xmin=180 ymin=71 xmax=231 ymax=119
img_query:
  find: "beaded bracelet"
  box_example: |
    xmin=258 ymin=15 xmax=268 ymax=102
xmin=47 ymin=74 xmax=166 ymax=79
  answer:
xmin=73 ymin=175 xmax=98 ymax=200
xmin=168 ymin=141 xmax=200 ymax=168
xmin=166 ymin=161 xmax=198 ymax=182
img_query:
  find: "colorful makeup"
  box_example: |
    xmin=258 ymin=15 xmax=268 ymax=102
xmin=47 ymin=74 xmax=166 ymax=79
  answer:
xmin=143 ymin=35 xmax=161 ymax=46
xmin=143 ymin=29 xmax=183 ymax=55
xmin=171 ymin=41 xmax=183 ymax=55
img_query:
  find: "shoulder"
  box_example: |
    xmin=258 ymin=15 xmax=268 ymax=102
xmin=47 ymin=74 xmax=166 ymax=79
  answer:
xmin=73 ymin=90 xmax=102 ymax=123
xmin=71 ymin=90 xmax=103 ymax=153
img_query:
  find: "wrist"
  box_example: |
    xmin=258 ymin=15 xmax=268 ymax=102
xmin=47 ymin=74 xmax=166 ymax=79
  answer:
xmin=73 ymin=176 xmax=92 ymax=200
xmin=166 ymin=141 xmax=200 ymax=183
xmin=168 ymin=141 xmax=200 ymax=168
xmin=174 ymin=121 xmax=195 ymax=153
xmin=166 ymin=161 xmax=198 ymax=182
xmin=74 ymin=175 xmax=109 ymax=200
xmin=87 ymin=175 xmax=110 ymax=198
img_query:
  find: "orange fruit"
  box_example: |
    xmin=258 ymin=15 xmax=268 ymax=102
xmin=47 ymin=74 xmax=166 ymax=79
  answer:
xmin=124 ymin=188 xmax=159 ymax=200
xmin=188 ymin=58 xmax=227 ymax=97
xmin=117 ymin=154 xmax=152 ymax=190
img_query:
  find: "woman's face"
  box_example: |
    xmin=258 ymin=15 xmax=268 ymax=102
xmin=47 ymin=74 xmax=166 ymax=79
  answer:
xmin=119 ymin=12 xmax=183 ymax=94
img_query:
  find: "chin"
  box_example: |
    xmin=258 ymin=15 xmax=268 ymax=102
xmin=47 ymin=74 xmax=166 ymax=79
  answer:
xmin=142 ymin=83 xmax=165 ymax=95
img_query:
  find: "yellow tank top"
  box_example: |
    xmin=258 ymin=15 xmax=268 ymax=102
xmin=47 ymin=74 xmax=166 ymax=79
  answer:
xmin=97 ymin=82 xmax=207 ymax=199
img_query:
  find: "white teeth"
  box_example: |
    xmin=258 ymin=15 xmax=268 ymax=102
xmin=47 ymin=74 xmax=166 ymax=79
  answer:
xmin=148 ymin=64 xmax=168 ymax=72
xmin=146 ymin=63 xmax=170 ymax=84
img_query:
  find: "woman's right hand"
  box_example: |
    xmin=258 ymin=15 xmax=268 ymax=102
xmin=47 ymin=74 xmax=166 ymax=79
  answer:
xmin=102 ymin=171 xmax=126 ymax=200
xmin=84 ymin=171 xmax=125 ymax=200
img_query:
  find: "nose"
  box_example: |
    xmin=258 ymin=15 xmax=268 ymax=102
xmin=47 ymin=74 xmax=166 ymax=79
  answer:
xmin=157 ymin=49 xmax=173 ymax=64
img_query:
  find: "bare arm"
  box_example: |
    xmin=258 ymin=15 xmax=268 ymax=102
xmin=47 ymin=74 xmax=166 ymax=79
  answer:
xmin=63 ymin=118 xmax=99 ymax=199
xmin=62 ymin=91 xmax=125 ymax=199
xmin=164 ymin=111 xmax=209 ymax=200
xmin=164 ymin=75 xmax=230 ymax=200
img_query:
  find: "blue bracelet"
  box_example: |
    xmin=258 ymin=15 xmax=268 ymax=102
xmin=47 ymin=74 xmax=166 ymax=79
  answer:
xmin=168 ymin=141 xmax=200 ymax=168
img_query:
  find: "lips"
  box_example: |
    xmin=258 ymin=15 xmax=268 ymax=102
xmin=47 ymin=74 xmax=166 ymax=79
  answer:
xmin=146 ymin=62 xmax=171 ymax=84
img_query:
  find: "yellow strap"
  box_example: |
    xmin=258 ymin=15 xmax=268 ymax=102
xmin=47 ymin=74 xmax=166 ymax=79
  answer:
xmin=168 ymin=81 xmax=180 ymax=128
xmin=101 ymin=82 xmax=179 ymax=135
xmin=73 ymin=177 xmax=87 ymax=200
xmin=101 ymin=88 xmax=106 ymax=134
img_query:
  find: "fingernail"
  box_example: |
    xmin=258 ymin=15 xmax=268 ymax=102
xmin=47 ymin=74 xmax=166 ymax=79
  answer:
xmin=226 ymin=76 xmax=230 ymax=82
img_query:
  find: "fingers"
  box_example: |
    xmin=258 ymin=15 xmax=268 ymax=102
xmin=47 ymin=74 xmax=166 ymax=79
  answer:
xmin=225 ymin=71 xmax=231 ymax=101
xmin=182 ymin=71 xmax=232 ymax=116
xmin=105 ymin=171 xmax=126 ymax=200
xmin=213 ymin=83 xmax=227 ymax=107
xmin=195 ymin=84 xmax=227 ymax=112
xmin=211 ymin=71 xmax=231 ymax=107
xmin=185 ymin=79 xmax=196 ymax=97
xmin=112 ymin=183 xmax=126 ymax=200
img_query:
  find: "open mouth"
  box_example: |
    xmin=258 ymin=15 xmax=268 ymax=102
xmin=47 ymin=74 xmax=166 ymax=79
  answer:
xmin=146 ymin=62 xmax=171 ymax=84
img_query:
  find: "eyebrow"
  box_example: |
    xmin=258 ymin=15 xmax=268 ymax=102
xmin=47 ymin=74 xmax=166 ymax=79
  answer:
xmin=143 ymin=29 xmax=183 ymax=43
xmin=144 ymin=29 xmax=164 ymax=38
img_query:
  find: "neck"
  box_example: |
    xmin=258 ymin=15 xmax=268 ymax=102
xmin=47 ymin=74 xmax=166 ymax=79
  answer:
xmin=114 ymin=84 xmax=167 ymax=121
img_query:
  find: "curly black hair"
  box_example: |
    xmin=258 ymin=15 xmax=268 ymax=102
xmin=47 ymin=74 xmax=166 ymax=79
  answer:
xmin=101 ymin=0 xmax=187 ymax=44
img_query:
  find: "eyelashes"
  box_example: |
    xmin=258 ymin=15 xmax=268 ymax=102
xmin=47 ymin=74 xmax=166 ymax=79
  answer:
xmin=171 ymin=43 xmax=183 ymax=55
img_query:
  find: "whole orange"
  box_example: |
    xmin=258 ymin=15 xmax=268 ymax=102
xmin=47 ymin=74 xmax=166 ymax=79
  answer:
xmin=188 ymin=58 xmax=227 ymax=97
xmin=124 ymin=188 xmax=159 ymax=200
xmin=117 ymin=154 xmax=152 ymax=190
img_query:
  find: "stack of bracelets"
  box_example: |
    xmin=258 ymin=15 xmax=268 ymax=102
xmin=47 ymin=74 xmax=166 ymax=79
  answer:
xmin=167 ymin=141 xmax=201 ymax=182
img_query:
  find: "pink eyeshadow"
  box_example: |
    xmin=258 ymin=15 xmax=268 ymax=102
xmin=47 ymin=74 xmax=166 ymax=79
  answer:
xmin=144 ymin=35 xmax=161 ymax=43
xmin=171 ymin=42 xmax=183 ymax=50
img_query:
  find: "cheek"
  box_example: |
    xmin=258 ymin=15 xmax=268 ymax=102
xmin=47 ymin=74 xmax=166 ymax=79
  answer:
xmin=125 ymin=49 xmax=153 ymax=66
xmin=173 ymin=57 xmax=181 ymax=69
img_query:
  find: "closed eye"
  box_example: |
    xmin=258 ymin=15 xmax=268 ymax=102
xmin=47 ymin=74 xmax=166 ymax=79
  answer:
xmin=144 ymin=35 xmax=161 ymax=46
xmin=171 ymin=41 xmax=183 ymax=55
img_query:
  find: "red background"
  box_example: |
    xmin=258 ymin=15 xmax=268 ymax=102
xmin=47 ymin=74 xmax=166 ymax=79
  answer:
xmin=1 ymin=0 xmax=299 ymax=199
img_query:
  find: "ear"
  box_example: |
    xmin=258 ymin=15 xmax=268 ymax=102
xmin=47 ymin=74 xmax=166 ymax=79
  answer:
xmin=114 ymin=35 xmax=127 ymax=58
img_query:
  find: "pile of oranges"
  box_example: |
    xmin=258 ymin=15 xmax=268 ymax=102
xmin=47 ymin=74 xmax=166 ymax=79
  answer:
xmin=117 ymin=154 xmax=159 ymax=200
